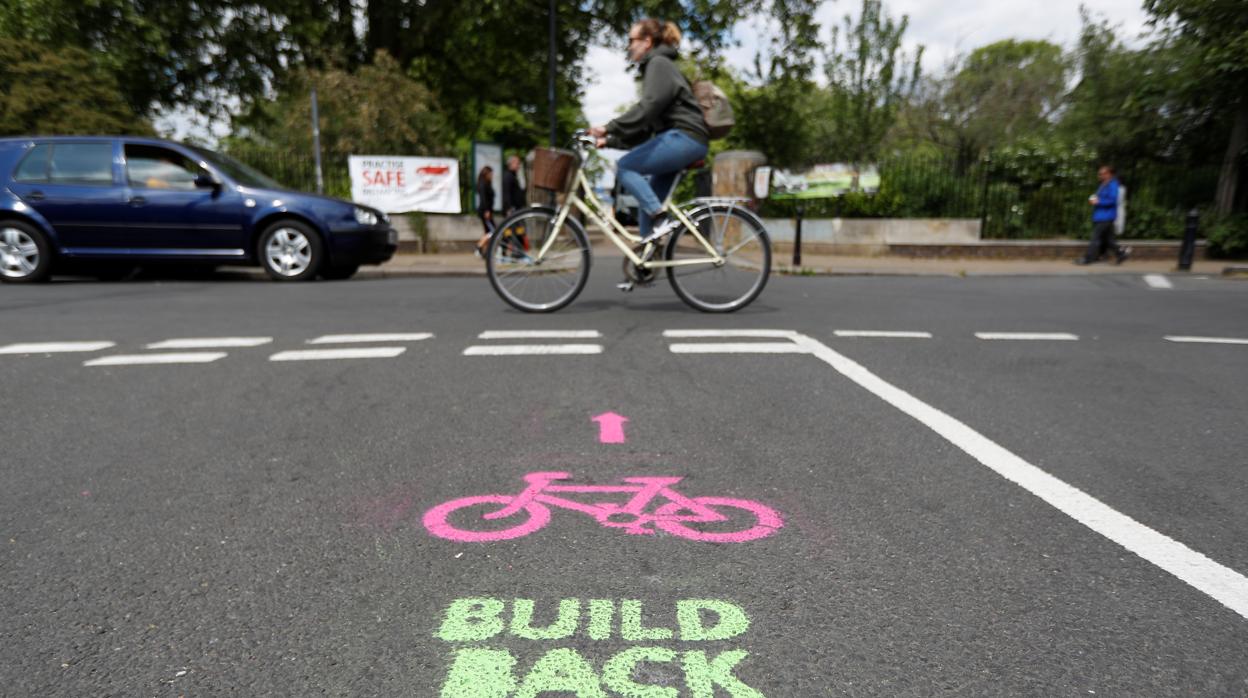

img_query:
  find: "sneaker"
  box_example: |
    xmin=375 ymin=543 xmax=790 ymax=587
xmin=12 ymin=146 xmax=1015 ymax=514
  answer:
xmin=638 ymin=213 xmax=680 ymax=245
xmin=1115 ymin=246 xmax=1132 ymax=265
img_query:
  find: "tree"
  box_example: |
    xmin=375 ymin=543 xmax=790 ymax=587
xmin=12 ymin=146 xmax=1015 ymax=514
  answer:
xmin=0 ymin=38 xmax=150 ymax=136
xmin=819 ymin=0 xmax=922 ymax=163
xmin=905 ymin=40 xmax=1068 ymax=168
xmin=1145 ymin=0 xmax=1248 ymax=214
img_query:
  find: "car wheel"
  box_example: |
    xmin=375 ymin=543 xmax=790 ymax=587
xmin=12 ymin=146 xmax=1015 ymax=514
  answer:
xmin=0 ymin=221 xmax=52 ymax=283
xmin=320 ymin=264 xmax=360 ymax=281
xmin=258 ymin=220 xmax=323 ymax=281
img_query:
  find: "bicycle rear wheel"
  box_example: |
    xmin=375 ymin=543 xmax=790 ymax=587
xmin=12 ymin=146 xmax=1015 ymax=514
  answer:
xmin=486 ymin=208 xmax=591 ymax=313
xmin=665 ymin=203 xmax=771 ymax=312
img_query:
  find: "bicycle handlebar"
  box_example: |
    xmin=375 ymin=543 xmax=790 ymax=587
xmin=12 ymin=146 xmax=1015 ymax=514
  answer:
xmin=571 ymin=129 xmax=598 ymax=149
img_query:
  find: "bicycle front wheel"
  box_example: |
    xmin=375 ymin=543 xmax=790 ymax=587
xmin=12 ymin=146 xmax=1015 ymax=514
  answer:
xmin=487 ymin=208 xmax=591 ymax=313
xmin=665 ymin=203 xmax=771 ymax=312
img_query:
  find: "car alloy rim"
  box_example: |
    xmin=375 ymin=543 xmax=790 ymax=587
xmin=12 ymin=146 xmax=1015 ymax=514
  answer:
xmin=265 ymin=228 xmax=312 ymax=276
xmin=0 ymin=227 xmax=40 ymax=279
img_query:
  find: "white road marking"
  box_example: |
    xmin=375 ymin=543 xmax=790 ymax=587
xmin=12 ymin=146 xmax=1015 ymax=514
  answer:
xmin=306 ymin=333 xmax=433 ymax=344
xmin=663 ymin=329 xmax=796 ymax=339
xmin=1164 ymin=336 xmax=1248 ymax=345
xmin=270 ymin=347 xmax=407 ymax=361
xmin=669 ymin=342 xmax=809 ymax=354
xmin=780 ymin=330 xmax=1248 ymax=621
xmin=1144 ymin=274 xmax=1174 ymax=289
xmin=147 ymin=337 xmax=272 ymax=349
xmin=834 ymin=330 xmax=933 ymax=339
xmin=84 ymin=352 xmax=227 ymax=367
xmin=463 ymin=344 xmax=602 ymax=356
xmin=478 ymin=330 xmax=601 ymax=339
xmin=975 ymin=332 xmax=1079 ymax=341
xmin=0 ymin=341 xmax=115 ymax=355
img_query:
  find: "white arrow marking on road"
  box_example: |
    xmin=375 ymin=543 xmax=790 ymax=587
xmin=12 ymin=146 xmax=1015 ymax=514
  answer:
xmin=478 ymin=330 xmax=601 ymax=339
xmin=463 ymin=344 xmax=602 ymax=355
xmin=1164 ymin=336 xmax=1248 ymax=345
xmin=780 ymin=330 xmax=1248 ymax=621
xmin=270 ymin=347 xmax=407 ymax=361
xmin=307 ymin=333 xmax=432 ymax=344
xmin=834 ymin=330 xmax=933 ymax=338
xmin=85 ymin=352 xmax=227 ymax=366
xmin=1144 ymin=274 xmax=1173 ymax=289
xmin=975 ymin=332 xmax=1079 ymax=341
xmin=0 ymin=341 xmax=115 ymax=355
xmin=147 ymin=337 xmax=273 ymax=349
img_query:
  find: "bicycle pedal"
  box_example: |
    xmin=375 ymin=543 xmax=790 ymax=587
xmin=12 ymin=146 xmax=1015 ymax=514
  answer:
xmin=616 ymin=281 xmax=635 ymax=293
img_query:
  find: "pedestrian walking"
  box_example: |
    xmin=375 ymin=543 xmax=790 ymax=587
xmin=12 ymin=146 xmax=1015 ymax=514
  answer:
xmin=498 ymin=155 xmax=530 ymax=256
xmin=1075 ymin=164 xmax=1131 ymax=265
xmin=473 ymin=166 xmax=495 ymax=259
xmin=587 ymin=18 xmax=709 ymax=245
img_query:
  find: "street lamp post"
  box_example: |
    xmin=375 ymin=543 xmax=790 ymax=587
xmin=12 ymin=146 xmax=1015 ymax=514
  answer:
xmin=548 ymin=0 xmax=557 ymax=147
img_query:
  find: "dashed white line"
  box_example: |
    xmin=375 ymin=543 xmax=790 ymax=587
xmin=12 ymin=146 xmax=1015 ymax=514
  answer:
xmin=463 ymin=344 xmax=603 ymax=356
xmin=0 ymin=341 xmax=115 ymax=355
xmin=663 ymin=329 xmax=796 ymax=339
xmin=478 ymin=330 xmax=601 ymax=339
xmin=307 ymin=333 xmax=433 ymax=344
xmin=975 ymin=332 xmax=1079 ymax=341
xmin=270 ymin=347 xmax=407 ymax=361
xmin=1164 ymin=336 xmax=1248 ymax=345
xmin=147 ymin=337 xmax=273 ymax=349
xmin=1144 ymin=274 xmax=1174 ymax=289
xmin=84 ymin=352 xmax=227 ymax=367
xmin=669 ymin=342 xmax=809 ymax=354
xmin=781 ymin=329 xmax=1248 ymax=621
xmin=834 ymin=330 xmax=933 ymax=339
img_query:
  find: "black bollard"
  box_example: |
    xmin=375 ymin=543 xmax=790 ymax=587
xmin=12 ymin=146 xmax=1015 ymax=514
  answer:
xmin=1178 ymin=208 xmax=1199 ymax=271
xmin=793 ymin=204 xmax=804 ymax=267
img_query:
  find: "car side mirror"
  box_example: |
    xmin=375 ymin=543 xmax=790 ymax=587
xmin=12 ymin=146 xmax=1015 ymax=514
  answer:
xmin=195 ymin=173 xmax=221 ymax=192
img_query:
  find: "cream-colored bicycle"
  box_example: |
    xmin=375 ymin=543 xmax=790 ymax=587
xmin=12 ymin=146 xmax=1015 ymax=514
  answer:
xmin=485 ymin=130 xmax=771 ymax=313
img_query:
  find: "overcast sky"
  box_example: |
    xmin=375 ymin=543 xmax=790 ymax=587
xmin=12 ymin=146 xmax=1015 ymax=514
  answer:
xmin=582 ymin=0 xmax=1153 ymax=126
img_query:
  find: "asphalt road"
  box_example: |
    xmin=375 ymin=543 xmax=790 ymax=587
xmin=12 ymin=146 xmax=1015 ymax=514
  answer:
xmin=1 ymin=270 xmax=1246 ymax=697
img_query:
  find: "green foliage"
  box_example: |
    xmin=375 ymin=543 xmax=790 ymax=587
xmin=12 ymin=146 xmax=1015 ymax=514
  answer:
xmin=1206 ymin=214 xmax=1248 ymax=258
xmin=0 ymin=38 xmax=151 ymax=135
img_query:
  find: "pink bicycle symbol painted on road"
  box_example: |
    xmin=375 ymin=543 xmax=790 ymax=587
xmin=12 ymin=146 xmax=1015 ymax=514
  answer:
xmin=422 ymin=471 xmax=784 ymax=543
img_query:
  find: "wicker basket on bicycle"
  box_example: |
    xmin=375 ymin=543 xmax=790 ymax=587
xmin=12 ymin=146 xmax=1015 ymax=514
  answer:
xmin=531 ymin=147 xmax=579 ymax=193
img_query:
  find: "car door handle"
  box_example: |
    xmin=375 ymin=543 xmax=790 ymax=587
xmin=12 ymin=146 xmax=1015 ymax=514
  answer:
xmin=129 ymin=196 xmax=146 ymax=206
xmin=27 ymin=191 xmax=45 ymax=201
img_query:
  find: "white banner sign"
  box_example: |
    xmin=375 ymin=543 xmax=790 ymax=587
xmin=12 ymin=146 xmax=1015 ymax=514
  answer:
xmin=349 ymin=156 xmax=461 ymax=214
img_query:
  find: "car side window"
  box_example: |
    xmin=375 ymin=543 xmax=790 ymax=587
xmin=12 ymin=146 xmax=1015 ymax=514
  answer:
xmin=48 ymin=143 xmax=115 ymax=185
xmin=14 ymin=144 xmax=51 ymax=183
xmin=126 ymin=145 xmax=202 ymax=191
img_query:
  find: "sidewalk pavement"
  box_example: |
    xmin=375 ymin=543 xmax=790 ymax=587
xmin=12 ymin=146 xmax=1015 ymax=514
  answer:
xmin=355 ymin=247 xmax=1233 ymax=279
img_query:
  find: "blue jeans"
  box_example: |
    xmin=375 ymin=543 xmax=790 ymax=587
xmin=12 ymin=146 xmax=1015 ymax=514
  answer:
xmin=616 ymin=129 xmax=708 ymax=239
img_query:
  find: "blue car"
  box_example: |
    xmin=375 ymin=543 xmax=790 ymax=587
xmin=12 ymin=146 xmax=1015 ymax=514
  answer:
xmin=0 ymin=136 xmax=396 ymax=282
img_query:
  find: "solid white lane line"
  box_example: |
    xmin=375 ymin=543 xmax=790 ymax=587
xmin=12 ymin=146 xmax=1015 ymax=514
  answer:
xmin=0 ymin=341 xmax=115 ymax=355
xmin=663 ymin=329 xmax=797 ymax=339
xmin=788 ymin=330 xmax=1248 ymax=621
xmin=478 ymin=330 xmax=601 ymax=339
xmin=1144 ymin=274 xmax=1174 ymax=289
xmin=307 ymin=333 xmax=433 ymax=344
xmin=463 ymin=344 xmax=602 ymax=356
xmin=975 ymin=332 xmax=1079 ymax=341
xmin=1164 ymin=336 xmax=1248 ymax=345
xmin=270 ymin=347 xmax=406 ymax=361
xmin=669 ymin=342 xmax=809 ymax=354
xmin=147 ymin=337 xmax=272 ymax=349
xmin=85 ymin=352 xmax=227 ymax=367
xmin=834 ymin=330 xmax=933 ymax=339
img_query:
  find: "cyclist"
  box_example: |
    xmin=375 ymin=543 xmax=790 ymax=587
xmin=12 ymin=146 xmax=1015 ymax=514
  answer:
xmin=589 ymin=18 xmax=708 ymax=246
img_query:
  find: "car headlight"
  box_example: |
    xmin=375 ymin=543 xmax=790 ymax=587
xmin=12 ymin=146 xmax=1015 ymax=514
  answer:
xmin=354 ymin=207 xmax=379 ymax=226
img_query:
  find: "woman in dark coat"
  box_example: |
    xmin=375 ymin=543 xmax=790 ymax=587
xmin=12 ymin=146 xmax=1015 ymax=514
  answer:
xmin=474 ymin=166 xmax=494 ymax=258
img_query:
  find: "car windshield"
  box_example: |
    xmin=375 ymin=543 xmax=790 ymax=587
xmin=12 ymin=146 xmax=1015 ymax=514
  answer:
xmin=188 ymin=146 xmax=283 ymax=190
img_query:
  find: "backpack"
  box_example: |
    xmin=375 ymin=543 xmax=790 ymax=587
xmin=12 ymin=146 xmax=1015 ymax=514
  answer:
xmin=692 ymin=81 xmax=734 ymax=140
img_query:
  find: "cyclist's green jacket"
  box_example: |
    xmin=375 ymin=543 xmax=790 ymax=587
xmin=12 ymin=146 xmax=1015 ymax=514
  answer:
xmin=606 ymin=45 xmax=709 ymax=149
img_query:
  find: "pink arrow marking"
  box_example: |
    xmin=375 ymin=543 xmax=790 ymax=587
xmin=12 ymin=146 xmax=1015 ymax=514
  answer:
xmin=591 ymin=412 xmax=629 ymax=444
